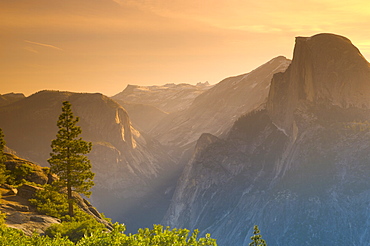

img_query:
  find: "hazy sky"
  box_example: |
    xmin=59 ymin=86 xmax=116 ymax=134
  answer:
xmin=1 ymin=0 xmax=370 ymax=96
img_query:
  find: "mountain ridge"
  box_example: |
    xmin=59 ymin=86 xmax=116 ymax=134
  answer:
xmin=267 ymin=33 xmax=370 ymax=137
xmin=163 ymin=33 xmax=370 ymax=245
xmin=150 ymin=56 xmax=291 ymax=149
xmin=0 ymin=90 xmax=177 ymax=232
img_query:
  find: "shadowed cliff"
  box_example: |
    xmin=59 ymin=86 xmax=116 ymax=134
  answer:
xmin=164 ymin=33 xmax=370 ymax=246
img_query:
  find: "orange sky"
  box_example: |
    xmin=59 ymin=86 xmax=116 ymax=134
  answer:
xmin=1 ymin=0 xmax=370 ymax=96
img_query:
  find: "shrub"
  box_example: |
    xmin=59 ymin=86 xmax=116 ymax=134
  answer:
xmin=0 ymin=212 xmax=6 ymax=226
xmin=46 ymin=218 xmax=106 ymax=243
xmin=0 ymin=225 xmax=74 ymax=246
xmin=29 ymin=185 xmax=91 ymax=222
xmin=29 ymin=186 xmax=70 ymax=220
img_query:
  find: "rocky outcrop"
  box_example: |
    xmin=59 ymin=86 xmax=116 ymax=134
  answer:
xmin=113 ymin=100 xmax=168 ymax=133
xmin=267 ymin=33 xmax=370 ymax=137
xmin=0 ymin=152 xmax=113 ymax=234
xmin=0 ymin=185 xmax=61 ymax=236
xmin=164 ymin=34 xmax=370 ymax=246
xmin=4 ymin=153 xmax=50 ymax=185
xmin=17 ymin=184 xmax=43 ymax=199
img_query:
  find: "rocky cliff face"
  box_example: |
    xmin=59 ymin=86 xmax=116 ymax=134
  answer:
xmin=0 ymin=90 xmax=176 ymax=232
xmin=267 ymin=33 xmax=370 ymax=137
xmin=0 ymin=153 xmax=112 ymax=236
xmin=151 ymin=56 xmax=290 ymax=149
xmin=164 ymin=34 xmax=370 ymax=245
xmin=113 ymin=100 xmax=168 ymax=133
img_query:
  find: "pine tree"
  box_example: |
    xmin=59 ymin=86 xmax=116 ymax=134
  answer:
xmin=0 ymin=128 xmax=7 ymax=184
xmin=0 ymin=128 xmax=5 ymax=158
xmin=48 ymin=101 xmax=94 ymax=217
xmin=249 ymin=225 xmax=267 ymax=246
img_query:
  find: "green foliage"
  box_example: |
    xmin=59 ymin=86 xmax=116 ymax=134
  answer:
xmin=77 ymin=224 xmax=217 ymax=246
xmin=48 ymin=101 xmax=94 ymax=217
xmin=99 ymin=212 xmax=112 ymax=224
xmin=29 ymin=186 xmax=70 ymax=219
xmin=29 ymin=186 xmax=91 ymax=222
xmin=249 ymin=225 xmax=267 ymax=246
xmin=29 ymin=185 xmax=106 ymax=243
xmin=0 ymin=222 xmax=217 ymax=246
xmin=0 ymin=128 xmax=5 ymax=156
xmin=8 ymin=163 xmax=34 ymax=185
xmin=0 ymin=212 xmax=6 ymax=226
xmin=2 ymin=153 xmax=50 ymax=186
xmin=0 ymin=225 xmax=75 ymax=246
xmin=0 ymin=128 xmax=7 ymax=184
xmin=46 ymin=218 xmax=106 ymax=243
xmin=0 ymin=163 xmax=7 ymax=185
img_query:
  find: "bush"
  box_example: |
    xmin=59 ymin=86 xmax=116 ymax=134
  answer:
xmin=0 ymin=165 xmax=7 ymax=185
xmin=0 ymin=212 xmax=6 ymax=226
xmin=0 ymin=222 xmax=218 ymax=245
xmin=29 ymin=186 xmax=70 ymax=220
xmin=0 ymin=225 xmax=74 ymax=246
xmin=77 ymin=224 xmax=217 ymax=246
xmin=29 ymin=185 xmax=92 ymax=222
xmin=46 ymin=218 xmax=106 ymax=243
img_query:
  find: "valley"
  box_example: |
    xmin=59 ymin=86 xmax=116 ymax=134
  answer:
xmin=2 ymin=33 xmax=370 ymax=245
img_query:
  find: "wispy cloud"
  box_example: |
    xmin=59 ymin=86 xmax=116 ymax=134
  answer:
xmin=23 ymin=46 xmax=39 ymax=54
xmin=24 ymin=40 xmax=63 ymax=51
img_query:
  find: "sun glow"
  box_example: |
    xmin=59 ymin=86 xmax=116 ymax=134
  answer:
xmin=1 ymin=0 xmax=370 ymax=96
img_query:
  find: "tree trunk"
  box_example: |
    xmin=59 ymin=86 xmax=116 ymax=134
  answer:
xmin=67 ymin=184 xmax=74 ymax=217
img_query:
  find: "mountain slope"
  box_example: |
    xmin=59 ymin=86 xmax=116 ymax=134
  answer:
xmin=112 ymin=82 xmax=212 ymax=114
xmin=0 ymin=90 xmax=177 ymax=232
xmin=150 ymin=56 xmax=290 ymax=149
xmin=0 ymin=93 xmax=25 ymax=107
xmin=163 ymin=33 xmax=370 ymax=245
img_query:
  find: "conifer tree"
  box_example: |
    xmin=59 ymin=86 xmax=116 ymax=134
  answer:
xmin=0 ymin=128 xmax=5 ymax=158
xmin=0 ymin=128 xmax=7 ymax=184
xmin=249 ymin=225 xmax=267 ymax=246
xmin=48 ymin=101 xmax=94 ymax=217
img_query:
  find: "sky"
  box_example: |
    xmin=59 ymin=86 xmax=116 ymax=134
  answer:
xmin=1 ymin=0 xmax=370 ymax=97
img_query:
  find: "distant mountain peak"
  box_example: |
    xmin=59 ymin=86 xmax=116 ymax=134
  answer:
xmin=112 ymin=82 xmax=213 ymax=114
xmin=267 ymin=33 xmax=370 ymax=136
xmin=0 ymin=92 xmax=26 ymax=107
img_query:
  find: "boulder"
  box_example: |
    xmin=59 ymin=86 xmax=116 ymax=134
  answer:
xmin=1 ymin=184 xmax=18 ymax=196
xmin=17 ymin=184 xmax=42 ymax=199
xmin=6 ymin=203 xmax=29 ymax=212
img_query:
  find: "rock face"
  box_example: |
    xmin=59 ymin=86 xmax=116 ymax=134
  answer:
xmin=113 ymin=100 xmax=168 ymax=133
xmin=150 ymin=56 xmax=290 ymax=149
xmin=0 ymin=91 xmax=176 ymax=232
xmin=4 ymin=153 xmax=50 ymax=185
xmin=267 ymin=34 xmax=370 ymax=137
xmin=164 ymin=34 xmax=370 ymax=245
